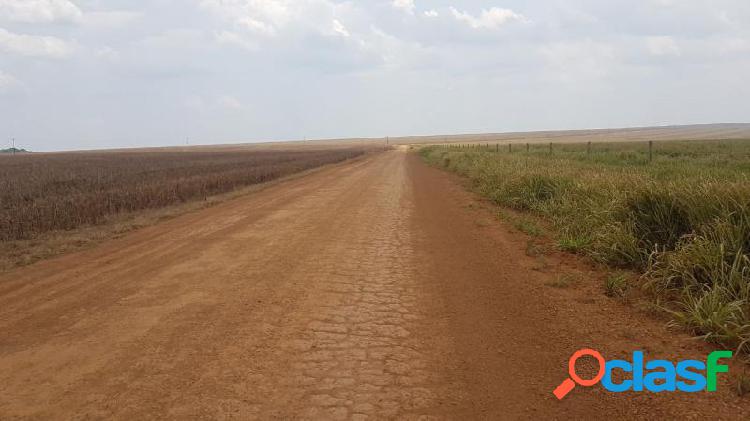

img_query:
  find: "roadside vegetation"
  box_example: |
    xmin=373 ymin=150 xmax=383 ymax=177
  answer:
xmin=421 ymin=139 xmax=750 ymax=354
xmin=0 ymin=147 xmax=366 ymax=268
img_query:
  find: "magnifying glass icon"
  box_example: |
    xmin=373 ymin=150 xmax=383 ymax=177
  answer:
xmin=553 ymin=348 xmax=606 ymax=400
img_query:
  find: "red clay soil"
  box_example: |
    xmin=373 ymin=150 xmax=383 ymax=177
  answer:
xmin=0 ymin=149 xmax=747 ymax=419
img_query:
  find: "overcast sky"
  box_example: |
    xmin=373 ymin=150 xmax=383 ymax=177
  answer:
xmin=0 ymin=0 xmax=749 ymax=151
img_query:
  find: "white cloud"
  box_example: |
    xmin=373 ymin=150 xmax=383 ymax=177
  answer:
xmin=717 ymin=37 xmax=750 ymax=55
xmin=215 ymin=30 xmax=259 ymax=51
xmin=646 ymin=36 xmax=681 ymax=56
xmin=392 ymin=0 xmax=415 ymax=15
xmin=94 ymin=46 xmax=119 ymax=62
xmin=199 ymin=0 xmax=295 ymax=36
xmin=332 ymin=19 xmax=350 ymax=38
xmin=0 ymin=70 xmax=19 ymax=92
xmin=237 ymin=16 xmax=276 ymax=36
xmin=450 ymin=7 xmax=528 ymax=29
xmin=0 ymin=0 xmax=82 ymax=23
xmin=540 ymin=39 xmax=618 ymax=81
xmin=218 ymin=95 xmax=243 ymax=110
xmin=200 ymin=0 xmax=358 ymax=41
xmin=424 ymin=10 xmax=438 ymax=18
xmin=0 ymin=27 xmax=73 ymax=58
xmin=200 ymin=0 xmax=398 ymax=68
xmin=141 ymin=29 xmax=205 ymax=50
xmin=81 ymin=10 xmax=141 ymax=29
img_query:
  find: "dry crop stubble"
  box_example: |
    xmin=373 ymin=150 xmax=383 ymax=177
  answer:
xmin=0 ymin=147 xmax=371 ymax=269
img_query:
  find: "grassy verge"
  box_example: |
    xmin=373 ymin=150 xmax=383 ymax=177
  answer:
xmin=421 ymin=139 xmax=750 ymax=354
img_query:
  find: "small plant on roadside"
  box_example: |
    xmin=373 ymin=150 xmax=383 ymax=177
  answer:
xmin=558 ymin=234 xmax=590 ymax=253
xmin=514 ymin=217 xmax=543 ymax=237
xmin=666 ymin=287 xmax=750 ymax=351
xmin=604 ymin=273 xmax=629 ymax=298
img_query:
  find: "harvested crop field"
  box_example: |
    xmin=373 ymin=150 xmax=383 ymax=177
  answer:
xmin=0 ymin=148 xmax=367 ymax=242
xmin=0 ymin=147 xmax=370 ymax=271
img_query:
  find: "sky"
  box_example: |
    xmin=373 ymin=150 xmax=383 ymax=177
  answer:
xmin=0 ymin=0 xmax=749 ymax=151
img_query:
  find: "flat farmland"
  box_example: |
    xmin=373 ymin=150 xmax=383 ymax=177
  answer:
xmin=0 ymin=146 xmax=369 ymax=269
xmin=2 ymin=129 xmax=750 ymax=419
xmin=385 ymin=123 xmax=750 ymax=146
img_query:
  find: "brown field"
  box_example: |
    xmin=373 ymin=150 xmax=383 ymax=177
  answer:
xmin=272 ymin=122 xmax=750 ymax=147
xmin=0 ymin=147 xmax=370 ymax=270
xmin=78 ymin=123 xmax=750 ymax=152
xmin=388 ymin=122 xmax=750 ymax=145
xmin=0 ymin=147 xmax=368 ymax=242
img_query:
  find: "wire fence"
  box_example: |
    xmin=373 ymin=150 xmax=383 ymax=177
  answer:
xmin=436 ymin=140 xmax=658 ymax=160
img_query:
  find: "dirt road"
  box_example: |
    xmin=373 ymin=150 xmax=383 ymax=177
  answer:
xmin=1 ymin=149 xmax=747 ymax=419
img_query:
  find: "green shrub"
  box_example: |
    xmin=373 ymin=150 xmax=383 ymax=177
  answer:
xmin=558 ymin=234 xmax=590 ymax=253
xmin=625 ymin=187 xmax=692 ymax=252
xmin=589 ymin=221 xmax=645 ymax=267
xmin=500 ymin=175 xmax=565 ymax=211
xmin=667 ymin=286 xmax=750 ymax=352
xmin=605 ymin=273 xmax=629 ymax=298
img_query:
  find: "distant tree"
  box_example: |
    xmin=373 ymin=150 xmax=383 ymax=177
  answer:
xmin=1 ymin=147 xmax=29 ymax=153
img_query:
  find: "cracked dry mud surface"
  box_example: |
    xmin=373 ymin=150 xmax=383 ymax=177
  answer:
xmin=1 ymin=149 xmax=749 ymax=419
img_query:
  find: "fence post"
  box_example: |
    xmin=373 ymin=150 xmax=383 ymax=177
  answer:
xmin=649 ymin=140 xmax=653 ymax=163
xmin=587 ymin=141 xmax=591 ymax=155
xmin=496 ymin=144 xmax=499 ymax=153
xmin=508 ymin=143 xmax=512 ymax=153
xmin=526 ymin=143 xmax=530 ymax=153
xmin=549 ymin=142 xmax=552 ymax=154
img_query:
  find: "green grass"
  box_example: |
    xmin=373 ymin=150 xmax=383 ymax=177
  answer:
xmin=514 ymin=217 xmax=543 ymax=237
xmin=421 ymin=139 xmax=750 ymax=353
xmin=604 ymin=273 xmax=629 ymax=298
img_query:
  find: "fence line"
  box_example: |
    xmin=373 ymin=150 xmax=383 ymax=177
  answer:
xmin=434 ymin=139 xmax=664 ymax=163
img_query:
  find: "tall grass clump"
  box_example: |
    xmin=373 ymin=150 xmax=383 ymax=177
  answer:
xmin=421 ymin=139 xmax=750 ymax=353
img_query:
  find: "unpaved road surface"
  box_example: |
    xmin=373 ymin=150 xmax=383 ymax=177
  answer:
xmin=1 ymin=150 xmax=748 ymax=419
